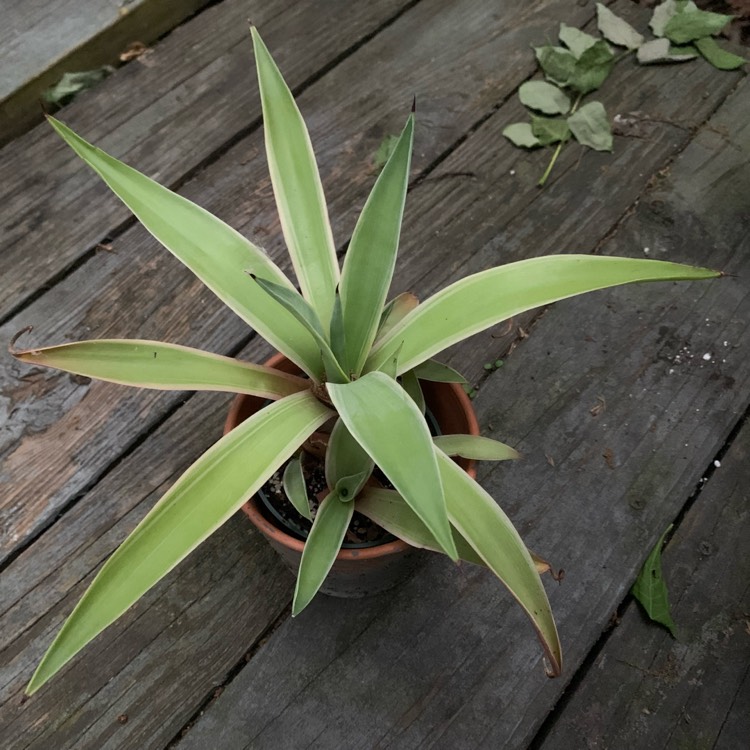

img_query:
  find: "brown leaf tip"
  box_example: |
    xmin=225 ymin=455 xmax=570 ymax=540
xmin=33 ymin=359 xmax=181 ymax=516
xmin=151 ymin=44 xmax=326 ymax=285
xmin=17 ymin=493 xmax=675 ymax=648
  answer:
xmin=9 ymin=326 xmax=34 ymax=355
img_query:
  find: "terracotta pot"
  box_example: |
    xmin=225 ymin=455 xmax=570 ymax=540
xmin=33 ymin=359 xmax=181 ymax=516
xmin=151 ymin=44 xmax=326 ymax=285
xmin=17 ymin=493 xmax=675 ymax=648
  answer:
xmin=224 ymin=352 xmax=480 ymax=598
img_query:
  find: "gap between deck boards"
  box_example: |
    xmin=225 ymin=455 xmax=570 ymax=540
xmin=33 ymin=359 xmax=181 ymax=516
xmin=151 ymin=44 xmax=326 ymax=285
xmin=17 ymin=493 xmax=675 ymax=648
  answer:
xmin=527 ymin=399 xmax=750 ymax=750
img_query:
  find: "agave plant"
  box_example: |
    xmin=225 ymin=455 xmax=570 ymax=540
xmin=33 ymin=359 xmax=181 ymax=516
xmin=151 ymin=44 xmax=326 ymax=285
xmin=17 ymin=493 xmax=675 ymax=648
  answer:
xmin=12 ymin=28 xmax=718 ymax=695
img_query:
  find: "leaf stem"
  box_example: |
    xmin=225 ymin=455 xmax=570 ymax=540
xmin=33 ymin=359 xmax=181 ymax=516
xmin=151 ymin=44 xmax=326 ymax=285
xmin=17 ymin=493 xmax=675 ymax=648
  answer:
xmin=537 ymin=92 xmax=583 ymax=188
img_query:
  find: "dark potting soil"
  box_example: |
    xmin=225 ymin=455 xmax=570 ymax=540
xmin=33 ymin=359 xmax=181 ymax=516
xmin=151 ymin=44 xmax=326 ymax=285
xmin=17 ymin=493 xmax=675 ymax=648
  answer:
xmin=258 ymin=453 xmax=396 ymax=548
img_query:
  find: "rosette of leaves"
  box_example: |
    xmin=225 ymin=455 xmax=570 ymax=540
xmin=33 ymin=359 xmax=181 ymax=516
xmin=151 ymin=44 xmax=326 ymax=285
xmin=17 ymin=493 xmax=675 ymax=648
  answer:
xmin=11 ymin=27 xmax=721 ymax=696
xmin=504 ymin=2 xmax=745 ymax=186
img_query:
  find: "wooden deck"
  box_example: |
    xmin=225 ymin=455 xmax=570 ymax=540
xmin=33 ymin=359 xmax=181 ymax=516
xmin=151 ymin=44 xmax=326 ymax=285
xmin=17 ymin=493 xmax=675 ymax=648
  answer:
xmin=0 ymin=1 xmax=747 ymax=748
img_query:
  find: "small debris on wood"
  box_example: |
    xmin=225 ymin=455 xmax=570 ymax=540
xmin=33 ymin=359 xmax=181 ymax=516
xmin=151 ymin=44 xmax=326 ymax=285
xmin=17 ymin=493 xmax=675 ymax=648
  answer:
xmin=603 ymin=447 xmax=616 ymax=469
xmin=117 ymin=714 xmax=128 ymax=724
xmin=120 ymin=41 xmax=149 ymax=63
xmin=590 ymin=395 xmax=606 ymax=417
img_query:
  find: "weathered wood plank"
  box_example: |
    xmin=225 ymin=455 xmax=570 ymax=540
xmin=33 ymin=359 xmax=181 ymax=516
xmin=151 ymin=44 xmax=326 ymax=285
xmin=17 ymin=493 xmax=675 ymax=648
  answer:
xmin=537 ymin=420 xmax=750 ymax=750
xmin=0 ymin=386 xmax=294 ymax=750
xmin=0 ymin=0 xmax=607 ymax=563
xmin=171 ymin=72 xmax=750 ymax=750
xmin=1 ymin=4 xmax=746 ymax=747
xmin=0 ymin=0 xmax=214 ymax=145
xmin=0 ymin=0 xmax=410 ymax=321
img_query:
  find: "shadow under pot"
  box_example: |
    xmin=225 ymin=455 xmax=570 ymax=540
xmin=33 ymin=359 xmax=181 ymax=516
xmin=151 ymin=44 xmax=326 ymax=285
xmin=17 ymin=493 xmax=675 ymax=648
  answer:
xmin=224 ymin=352 xmax=479 ymax=598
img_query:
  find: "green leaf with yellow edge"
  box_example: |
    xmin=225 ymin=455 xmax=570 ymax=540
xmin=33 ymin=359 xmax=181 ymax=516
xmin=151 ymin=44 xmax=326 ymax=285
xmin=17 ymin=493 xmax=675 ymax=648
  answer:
xmin=367 ymin=255 xmax=720 ymax=376
xmin=340 ymin=114 xmax=414 ymax=375
xmin=9 ymin=337 xmax=307 ymax=399
xmin=251 ymin=27 xmax=339 ymax=327
xmin=373 ymin=134 xmax=399 ymax=169
xmin=46 ymin=116 xmax=322 ymax=379
xmin=433 ymin=434 xmax=519 ymax=461
xmin=411 ymin=359 xmax=467 ymax=384
xmin=401 ymin=368 xmax=425 ymax=414
xmin=327 ymin=372 xmax=458 ymax=561
xmin=27 ymin=391 xmax=332 ymax=694
xmin=283 ymin=457 xmax=312 ymax=520
xmin=250 ymin=275 xmax=349 ymax=384
xmin=632 ymin=526 xmax=677 ymax=637
xmin=334 ymin=471 xmax=370 ymax=502
xmin=357 ymin=486 xmax=558 ymax=578
xmin=292 ymin=491 xmax=354 ymax=615
xmin=435 ymin=449 xmax=562 ymax=676
xmin=376 ymin=292 xmax=420 ymax=341
xmin=356 ymin=486 xmax=486 ymax=566
xmin=325 ymin=417 xmax=374 ymax=492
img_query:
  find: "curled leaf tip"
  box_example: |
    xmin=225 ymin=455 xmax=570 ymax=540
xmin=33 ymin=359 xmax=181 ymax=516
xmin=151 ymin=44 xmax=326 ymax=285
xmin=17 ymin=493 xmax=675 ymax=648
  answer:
xmin=9 ymin=326 xmax=34 ymax=355
xmin=543 ymin=655 xmax=562 ymax=678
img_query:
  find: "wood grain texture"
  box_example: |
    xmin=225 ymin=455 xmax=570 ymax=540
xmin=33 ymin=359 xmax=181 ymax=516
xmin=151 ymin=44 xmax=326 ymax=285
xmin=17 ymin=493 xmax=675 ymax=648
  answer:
xmin=0 ymin=0 xmax=410 ymax=321
xmin=0 ymin=0 xmax=213 ymax=145
xmin=172 ymin=68 xmax=750 ymax=750
xmin=0 ymin=387 xmax=293 ymax=750
xmin=537 ymin=421 xmax=750 ymax=750
xmin=2 ymin=1 xmax=748 ymax=746
xmin=0 ymin=0 xmax=604 ymax=563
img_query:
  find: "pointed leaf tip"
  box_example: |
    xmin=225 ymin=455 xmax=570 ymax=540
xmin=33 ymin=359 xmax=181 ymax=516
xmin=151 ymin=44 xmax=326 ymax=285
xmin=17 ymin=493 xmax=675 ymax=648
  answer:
xmin=411 ymin=96 xmax=416 ymax=113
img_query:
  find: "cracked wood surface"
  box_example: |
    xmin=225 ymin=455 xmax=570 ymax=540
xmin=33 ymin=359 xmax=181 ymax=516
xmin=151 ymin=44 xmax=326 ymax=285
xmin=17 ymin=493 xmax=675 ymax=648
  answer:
xmin=0 ymin=0 xmax=747 ymax=748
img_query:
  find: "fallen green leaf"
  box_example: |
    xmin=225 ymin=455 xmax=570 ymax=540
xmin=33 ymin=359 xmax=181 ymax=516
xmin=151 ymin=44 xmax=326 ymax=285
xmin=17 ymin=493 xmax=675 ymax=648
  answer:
xmin=43 ymin=68 xmax=113 ymax=106
xmin=559 ymin=24 xmax=600 ymax=59
xmin=667 ymin=43 xmax=700 ymax=60
xmin=650 ymin=0 xmax=699 ymax=38
xmin=568 ymin=41 xmax=615 ymax=94
xmin=637 ymin=38 xmax=697 ymax=63
xmin=694 ymin=36 xmax=746 ymax=70
xmin=518 ymin=81 xmax=571 ymax=115
xmin=502 ymin=122 xmax=541 ymax=149
xmin=567 ymin=101 xmax=613 ymax=151
xmin=596 ymin=3 xmax=645 ymax=50
xmin=534 ymin=46 xmax=577 ymax=87
xmin=632 ymin=526 xmax=677 ymax=637
xmin=531 ymin=116 xmax=571 ymax=146
xmin=663 ymin=8 xmax=733 ymax=44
